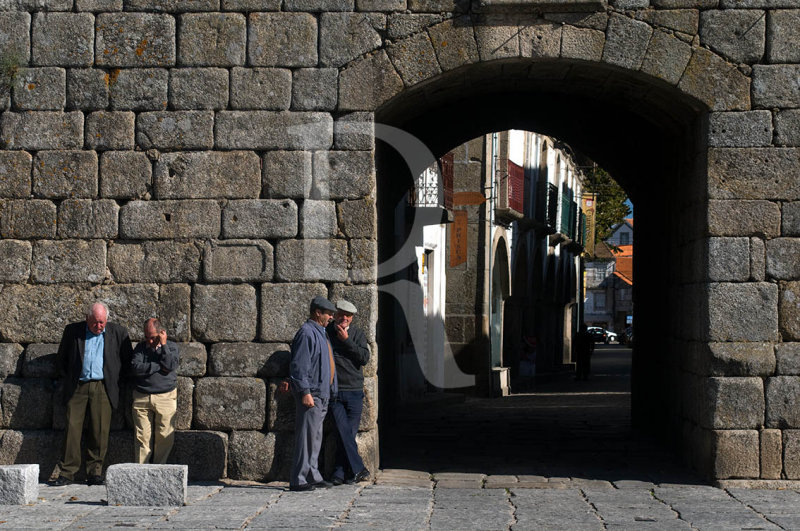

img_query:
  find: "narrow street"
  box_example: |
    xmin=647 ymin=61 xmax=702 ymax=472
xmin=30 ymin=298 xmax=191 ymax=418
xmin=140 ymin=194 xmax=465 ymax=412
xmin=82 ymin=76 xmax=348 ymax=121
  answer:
xmin=382 ymin=345 xmax=699 ymax=484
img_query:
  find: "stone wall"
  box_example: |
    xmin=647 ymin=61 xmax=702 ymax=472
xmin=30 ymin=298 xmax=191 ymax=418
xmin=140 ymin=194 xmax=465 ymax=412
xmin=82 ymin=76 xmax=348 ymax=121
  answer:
xmin=0 ymin=0 xmax=798 ymax=481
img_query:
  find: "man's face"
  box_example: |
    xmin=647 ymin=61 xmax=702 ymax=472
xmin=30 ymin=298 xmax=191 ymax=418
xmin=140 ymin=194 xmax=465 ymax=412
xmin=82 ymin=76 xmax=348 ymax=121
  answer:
xmin=334 ymin=310 xmax=353 ymax=328
xmin=314 ymin=308 xmax=334 ymax=326
xmin=86 ymin=308 xmax=107 ymax=335
xmin=144 ymin=323 xmax=160 ymax=349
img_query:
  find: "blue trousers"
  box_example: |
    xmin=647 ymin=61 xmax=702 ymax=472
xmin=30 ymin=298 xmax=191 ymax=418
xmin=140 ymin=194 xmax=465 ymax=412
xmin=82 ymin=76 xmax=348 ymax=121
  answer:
xmin=330 ymin=390 xmax=365 ymax=480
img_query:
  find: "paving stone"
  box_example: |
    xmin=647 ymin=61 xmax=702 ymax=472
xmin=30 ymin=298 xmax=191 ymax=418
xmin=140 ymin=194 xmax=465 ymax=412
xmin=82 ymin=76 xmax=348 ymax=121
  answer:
xmin=204 ymin=239 xmax=273 ymax=283
xmin=248 ymin=12 xmax=317 ymax=67
xmin=0 ymin=199 xmax=57 ymax=239
xmin=31 ymin=239 xmax=106 ymax=284
xmin=32 ymin=12 xmax=94 ymax=67
xmin=215 ymin=111 xmax=333 ymax=150
xmin=169 ymin=67 xmax=229 ymax=110
xmin=86 ymin=111 xmax=135 ymax=150
xmin=106 ymin=464 xmax=187 ymax=507
xmin=0 ymin=151 xmax=31 ymax=199
xmin=178 ymin=13 xmax=246 ymax=67
xmin=194 ymin=377 xmax=266 ymax=430
xmin=192 ymin=284 xmax=257 ymax=342
xmin=99 ymin=151 xmax=152 ymax=199
xmin=108 ymin=241 xmax=200 ymax=283
xmin=221 ymin=199 xmax=298 ymax=239
xmin=263 ymin=150 xmax=312 ymax=199
xmin=32 ymin=150 xmax=97 ymax=199
xmin=0 ymin=111 xmax=83 ymax=150
xmin=96 ymin=13 xmax=176 ymax=67
xmin=136 ymin=111 xmax=214 ymax=150
xmin=120 ymin=200 xmax=220 ymax=239
xmin=320 ymin=13 xmax=385 ymax=68
xmin=154 ymin=150 xmax=260 ymax=199
xmin=109 ymin=68 xmax=169 ymax=111
xmin=57 ymin=199 xmax=118 ymax=239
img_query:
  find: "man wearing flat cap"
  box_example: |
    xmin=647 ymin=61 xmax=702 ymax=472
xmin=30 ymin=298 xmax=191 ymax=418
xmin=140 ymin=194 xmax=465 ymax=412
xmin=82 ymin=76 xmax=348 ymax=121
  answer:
xmin=288 ymin=295 xmax=338 ymax=491
xmin=327 ymin=300 xmax=371 ymax=485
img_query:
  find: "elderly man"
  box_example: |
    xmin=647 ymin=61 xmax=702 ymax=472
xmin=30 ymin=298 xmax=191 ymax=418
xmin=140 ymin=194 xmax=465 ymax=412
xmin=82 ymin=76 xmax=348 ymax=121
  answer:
xmin=131 ymin=318 xmax=179 ymax=464
xmin=288 ymin=295 xmax=338 ymax=492
xmin=52 ymin=302 xmax=133 ymax=486
xmin=327 ymin=300 xmax=370 ymax=485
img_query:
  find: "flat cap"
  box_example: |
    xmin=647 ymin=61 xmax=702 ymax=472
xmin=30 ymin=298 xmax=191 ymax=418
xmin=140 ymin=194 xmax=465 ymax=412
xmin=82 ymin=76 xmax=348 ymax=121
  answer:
xmin=335 ymin=300 xmax=358 ymax=314
xmin=310 ymin=295 xmax=336 ymax=313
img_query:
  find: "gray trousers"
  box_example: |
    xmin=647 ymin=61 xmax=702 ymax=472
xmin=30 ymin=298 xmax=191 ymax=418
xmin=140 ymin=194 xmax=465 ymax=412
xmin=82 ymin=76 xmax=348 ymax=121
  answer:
xmin=290 ymin=395 xmax=329 ymax=487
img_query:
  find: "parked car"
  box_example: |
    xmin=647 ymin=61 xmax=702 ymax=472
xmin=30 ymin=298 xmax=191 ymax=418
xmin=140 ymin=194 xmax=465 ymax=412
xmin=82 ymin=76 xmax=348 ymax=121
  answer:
xmin=587 ymin=327 xmax=607 ymax=343
xmin=605 ymin=330 xmax=619 ymax=343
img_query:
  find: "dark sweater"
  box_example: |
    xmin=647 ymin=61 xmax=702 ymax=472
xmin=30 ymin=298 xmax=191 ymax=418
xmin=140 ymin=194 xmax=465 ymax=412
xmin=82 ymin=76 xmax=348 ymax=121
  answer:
xmin=326 ymin=322 xmax=370 ymax=391
xmin=131 ymin=340 xmax=179 ymax=394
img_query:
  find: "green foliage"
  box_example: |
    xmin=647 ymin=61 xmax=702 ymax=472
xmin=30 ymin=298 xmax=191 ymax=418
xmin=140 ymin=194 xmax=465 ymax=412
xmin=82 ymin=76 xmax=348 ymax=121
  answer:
xmin=585 ymin=167 xmax=630 ymax=242
xmin=0 ymin=51 xmax=23 ymax=94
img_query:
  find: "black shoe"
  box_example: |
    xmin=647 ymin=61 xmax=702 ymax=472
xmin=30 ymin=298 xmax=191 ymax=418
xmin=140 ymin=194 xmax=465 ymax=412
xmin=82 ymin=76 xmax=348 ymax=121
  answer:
xmin=50 ymin=476 xmax=72 ymax=487
xmin=87 ymin=475 xmax=104 ymax=486
xmin=353 ymin=468 xmax=371 ymax=483
xmin=289 ymin=483 xmax=315 ymax=492
xmin=331 ymin=476 xmax=345 ymax=486
xmin=311 ymin=480 xmax=333 ymax=488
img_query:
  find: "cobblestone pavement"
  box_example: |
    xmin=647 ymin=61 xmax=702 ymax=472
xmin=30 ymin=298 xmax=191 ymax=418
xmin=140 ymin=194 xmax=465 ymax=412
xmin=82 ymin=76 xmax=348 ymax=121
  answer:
xmin=4 ymin=347 xmax=800 ymax=529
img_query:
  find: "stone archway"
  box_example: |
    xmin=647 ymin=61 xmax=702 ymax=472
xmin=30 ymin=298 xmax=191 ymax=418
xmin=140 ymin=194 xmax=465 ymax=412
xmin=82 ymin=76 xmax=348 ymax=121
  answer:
xmin=360 ymin=15 xmax=790 ymax=480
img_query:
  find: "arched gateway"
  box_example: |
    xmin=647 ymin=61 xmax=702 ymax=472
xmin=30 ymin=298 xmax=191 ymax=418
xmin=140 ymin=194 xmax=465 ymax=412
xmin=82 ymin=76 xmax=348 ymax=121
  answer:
xmin=0 ymin=0 xmax=797 ymax=482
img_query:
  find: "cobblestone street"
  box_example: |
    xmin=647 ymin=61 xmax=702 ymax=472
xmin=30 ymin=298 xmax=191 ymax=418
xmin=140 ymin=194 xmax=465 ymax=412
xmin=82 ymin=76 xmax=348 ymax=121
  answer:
xmin=4 ymin=347 xmax=800 ymax=529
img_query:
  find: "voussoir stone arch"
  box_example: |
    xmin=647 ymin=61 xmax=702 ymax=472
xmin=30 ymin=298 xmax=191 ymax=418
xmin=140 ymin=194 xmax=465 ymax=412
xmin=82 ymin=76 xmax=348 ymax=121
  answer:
xmin=338 ymin=14 xmax=752 ymax=114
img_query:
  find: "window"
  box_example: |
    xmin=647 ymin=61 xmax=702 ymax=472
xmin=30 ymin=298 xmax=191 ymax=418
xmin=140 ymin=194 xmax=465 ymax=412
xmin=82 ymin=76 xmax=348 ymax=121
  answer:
xmin=620 ymin=232 xmax=630 ymax=245
xmin=594 ymin=292 xmax=606 ymax=310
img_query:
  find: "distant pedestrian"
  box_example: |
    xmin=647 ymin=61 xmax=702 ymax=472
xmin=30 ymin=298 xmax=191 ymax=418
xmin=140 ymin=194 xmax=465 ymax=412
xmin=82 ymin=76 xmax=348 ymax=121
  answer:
xmin=288 ymin=296 xmax=338 ymax=491
xmin=327 ymin=300 xmax=371 ymax=486
xmin=52 ymin=302 xmax=133 ymax=486
xmin=575 ymin=324 xmax=594 ymax=381
xmin=131 ymin=318 xmax=179 ymax=465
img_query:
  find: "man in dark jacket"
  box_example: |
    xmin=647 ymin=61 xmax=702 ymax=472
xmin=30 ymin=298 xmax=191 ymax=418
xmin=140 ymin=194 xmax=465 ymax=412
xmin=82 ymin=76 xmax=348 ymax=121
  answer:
xmin=131 ymin=318 xmax=179 ymax=464
xmin=327 ymin=300 xmax=370 ymax=485
xmin=52 ymin=302 xmax=133 ymax=486
xmin=289 ymin=295 xmax=338 ymax=491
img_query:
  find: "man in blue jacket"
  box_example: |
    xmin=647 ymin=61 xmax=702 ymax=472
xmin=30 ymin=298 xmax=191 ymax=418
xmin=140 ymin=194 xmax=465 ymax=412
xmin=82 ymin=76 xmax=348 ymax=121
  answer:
xmin=131 ymin=318 xmax=180 ymax=464
xmin=288 ymin=296 xmax=337 ymax=492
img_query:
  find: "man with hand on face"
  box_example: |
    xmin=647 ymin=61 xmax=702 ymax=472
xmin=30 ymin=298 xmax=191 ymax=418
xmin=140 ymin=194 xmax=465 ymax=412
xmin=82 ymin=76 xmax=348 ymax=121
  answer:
xmin=51 ymin=302 xmax=133 ymax=487
xmin=288 ymin=296 xmax=338 ymax=492
xmin=327 ymin=300 xmax=370 ymax=485
xmin=131 ymin=318 xmax=179 ymax=465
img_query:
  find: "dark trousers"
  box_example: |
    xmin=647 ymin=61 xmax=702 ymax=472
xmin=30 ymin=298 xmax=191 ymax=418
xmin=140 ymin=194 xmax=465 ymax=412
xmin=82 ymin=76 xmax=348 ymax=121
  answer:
xmin=330 ymin=390 xmax=365 ymax=480
xmin=291 ymin=395 xmax=328 ymax=487
xmin=60 ymin=380 xmax=112 ymax=479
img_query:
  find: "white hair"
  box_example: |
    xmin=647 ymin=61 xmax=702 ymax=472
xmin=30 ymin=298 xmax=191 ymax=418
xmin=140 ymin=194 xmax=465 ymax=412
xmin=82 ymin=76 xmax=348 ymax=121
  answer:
xmin=85 ymin=301 xmax=109 ymax=319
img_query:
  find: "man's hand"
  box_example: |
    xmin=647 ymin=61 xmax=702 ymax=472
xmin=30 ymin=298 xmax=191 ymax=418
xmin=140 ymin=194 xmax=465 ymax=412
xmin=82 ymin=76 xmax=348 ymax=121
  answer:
xmin=277 ymin=380 xmax=290 ymax=395
xmin=301 ymin=393 xmax=315 ymax=409
xmin=158 ymin=330 xmax=167 ymax=346
xmin=335 ymin=323 xmax=349 ymax=341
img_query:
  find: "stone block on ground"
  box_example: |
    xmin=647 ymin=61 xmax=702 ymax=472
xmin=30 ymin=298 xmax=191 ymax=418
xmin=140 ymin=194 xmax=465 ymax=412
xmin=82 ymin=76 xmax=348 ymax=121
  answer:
xmin=106 ymin=464 xmax=187 ymax=506
xmin=0 ymin=464 xmax=39 ymax=505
